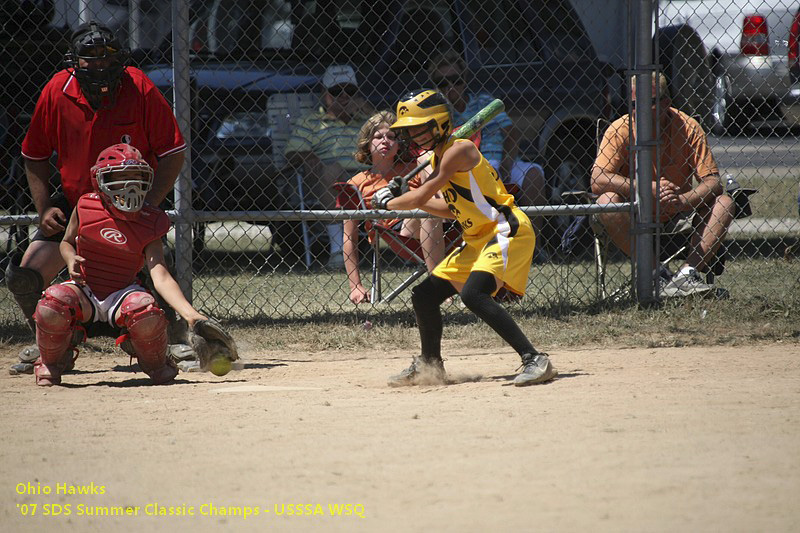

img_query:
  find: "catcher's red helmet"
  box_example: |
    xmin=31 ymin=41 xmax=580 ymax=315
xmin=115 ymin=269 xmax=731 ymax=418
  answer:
xmin=90 ymin=144 xmax=153 ymax=220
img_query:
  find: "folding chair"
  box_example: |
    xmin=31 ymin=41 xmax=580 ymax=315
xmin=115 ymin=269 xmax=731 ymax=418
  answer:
xmin=334 ymin=181 xmax=463 ymax=303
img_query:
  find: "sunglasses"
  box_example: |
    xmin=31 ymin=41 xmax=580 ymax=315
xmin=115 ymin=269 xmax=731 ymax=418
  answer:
xmin=432 ymin=74 xmax=466 ymax=89
xmin=328 ymin=85 xmax=358 ymax=97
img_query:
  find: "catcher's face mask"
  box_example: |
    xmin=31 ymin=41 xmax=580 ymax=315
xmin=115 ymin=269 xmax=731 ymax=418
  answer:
xmin=90 ymin=144 xmax=153 ymax=220
xmin=65 ymin=22 xmax=129 ymax=110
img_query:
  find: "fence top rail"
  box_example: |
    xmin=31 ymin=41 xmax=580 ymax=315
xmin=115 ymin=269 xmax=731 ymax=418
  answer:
xmin=0 ymin=203 xmax=632 ymax=226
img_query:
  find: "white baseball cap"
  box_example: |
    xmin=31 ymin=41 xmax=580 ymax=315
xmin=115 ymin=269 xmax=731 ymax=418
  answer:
xmin=322 ymin=65 xmax=358 ymax=89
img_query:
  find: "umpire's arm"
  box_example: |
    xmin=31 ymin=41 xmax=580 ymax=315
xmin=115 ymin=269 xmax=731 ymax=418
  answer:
xmin=146 ymin=151 xmax=185 ymax=206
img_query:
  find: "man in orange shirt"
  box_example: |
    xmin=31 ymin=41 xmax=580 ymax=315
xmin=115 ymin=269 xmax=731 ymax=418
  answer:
xmin=592 ymin=73 xmax=735 ymax=297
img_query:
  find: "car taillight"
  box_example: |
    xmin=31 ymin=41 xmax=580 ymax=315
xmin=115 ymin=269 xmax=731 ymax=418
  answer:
xmin=191 ymin=38 xmax=204 ymax=53
xmin=741 ymin=14 xmax=769 ymax=56
xmin=191 ymin=26 xmax=207 ymax=53
xmin=789 ymin=11 xmax=800 ymax=67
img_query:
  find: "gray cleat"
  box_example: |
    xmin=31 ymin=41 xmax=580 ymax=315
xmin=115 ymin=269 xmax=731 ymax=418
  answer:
xmin=19 ymin=344 xmax=40 ymax=363
xmin=514 ymin=353 xmax=557 ymax=386
xmin=387 ymin=356 xmax=446 ymax=387
xmin=9 ymin=362 xmax=34 ymax=375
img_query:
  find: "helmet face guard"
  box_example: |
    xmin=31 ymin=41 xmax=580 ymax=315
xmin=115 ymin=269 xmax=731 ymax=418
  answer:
xmin=402 ymin=120 xmax=442 ymax=146
xmin=91 ymin=144 xmax=153 ymax=219
xmin=65 ymin=22 xmax=129 ymax=109
xmin=96 ymin=169 xmax=153 ymax=214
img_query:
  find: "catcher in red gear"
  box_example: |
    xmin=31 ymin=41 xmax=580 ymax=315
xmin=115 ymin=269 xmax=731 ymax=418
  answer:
xmin=32 ymin=144 xmax=221 ymax=386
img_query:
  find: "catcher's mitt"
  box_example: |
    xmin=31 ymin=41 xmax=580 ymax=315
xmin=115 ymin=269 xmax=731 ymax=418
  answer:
xmin=190 ymin=318 xmax=239 ymax=370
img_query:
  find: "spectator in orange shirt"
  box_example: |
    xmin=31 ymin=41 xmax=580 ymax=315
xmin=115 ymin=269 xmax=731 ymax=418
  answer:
xmin=592 ymin=73 xmax=735 ymax=297
xmin=341 ymin=111 xmax=445 ymax=305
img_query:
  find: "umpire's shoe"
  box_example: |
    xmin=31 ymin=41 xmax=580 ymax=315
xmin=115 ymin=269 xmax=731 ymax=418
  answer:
xmin=514 ymin=352 xmax=557 ymax=386
xmin=387 ymin=356 xmax=446 ymax=387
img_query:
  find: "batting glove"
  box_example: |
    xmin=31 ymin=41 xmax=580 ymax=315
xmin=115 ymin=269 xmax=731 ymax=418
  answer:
xmin=371 ymin=186 xmax=396 ymax=210
xmin=387 ymin=176 xmax=405 ymax=196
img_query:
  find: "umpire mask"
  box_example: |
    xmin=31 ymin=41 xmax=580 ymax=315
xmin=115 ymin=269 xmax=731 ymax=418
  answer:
xmin=65 ymin=21 xmax=129 ymax=110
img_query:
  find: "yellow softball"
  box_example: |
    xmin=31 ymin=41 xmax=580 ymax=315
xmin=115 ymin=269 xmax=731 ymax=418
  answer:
xmin=208 ymin=355 xmax=232 ymax=377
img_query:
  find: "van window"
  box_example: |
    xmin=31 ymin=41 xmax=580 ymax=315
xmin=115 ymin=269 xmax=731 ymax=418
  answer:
xmin=192 ymin=0 xmax=370 ymax=59
xmin=390 ymin=0 xmax=458 ymax=72
xmin=463 ymin=0 xmax=539 ymax=65
xmin=534 ymin=0 xmax=595 ymax=62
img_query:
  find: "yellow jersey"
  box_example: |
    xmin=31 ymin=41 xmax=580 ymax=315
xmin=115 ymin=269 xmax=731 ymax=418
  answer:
xmin=430 ymin=139 xmax=518 ymax=241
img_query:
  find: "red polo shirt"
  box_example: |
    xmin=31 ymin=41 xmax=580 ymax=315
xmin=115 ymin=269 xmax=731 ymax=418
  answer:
xmin=21 ymin=67 xmax=186 ymax=207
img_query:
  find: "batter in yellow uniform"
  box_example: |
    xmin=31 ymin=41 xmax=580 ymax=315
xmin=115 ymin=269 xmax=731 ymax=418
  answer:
xmin=371 ymin=89 xmax=556 ymax=388
xmin=429 ymin=138 xmax=535 ymax=297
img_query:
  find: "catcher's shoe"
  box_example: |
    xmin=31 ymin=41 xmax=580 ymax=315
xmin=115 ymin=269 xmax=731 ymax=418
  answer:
xmin=387 ymin=356 xmax=446 ymax=387
xmin=13 ymin=339 xmax=79 ymax=375
xmin=513 ymin=352 xmax=557 ymax=387
xmin=168 ymin=343 xmax=195 ymax=362
xmin=33 ymin=358 xmax=64 ymax=387
xmin=143 ymin=359 xmax=178 ymax=385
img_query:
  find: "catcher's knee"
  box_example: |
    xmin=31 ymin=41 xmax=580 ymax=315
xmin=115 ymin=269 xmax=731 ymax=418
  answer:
xmin=34 ymin=284 xmax=83 ymax=364
xmin=117 ymin=292 xmax=171 ymax=381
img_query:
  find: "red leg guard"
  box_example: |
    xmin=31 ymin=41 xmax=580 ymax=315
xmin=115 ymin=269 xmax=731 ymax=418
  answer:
xmin=117 ymin=292 xmax=176 ymax=384
xmin=33 ymin=284 xmax=84 ymax=386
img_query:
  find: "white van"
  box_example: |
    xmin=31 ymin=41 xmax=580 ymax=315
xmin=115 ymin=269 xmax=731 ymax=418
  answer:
xmin=51 ymin=0 xmax=170 ymax=49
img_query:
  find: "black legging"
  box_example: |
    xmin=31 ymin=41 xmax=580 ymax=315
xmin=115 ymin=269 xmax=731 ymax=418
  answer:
xmin=411 ymin=272 xmax=536 ymax=362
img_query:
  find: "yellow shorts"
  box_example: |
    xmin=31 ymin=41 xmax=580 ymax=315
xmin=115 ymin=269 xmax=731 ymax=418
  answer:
xmin=432 ymin=207 xmax=535 ymax=296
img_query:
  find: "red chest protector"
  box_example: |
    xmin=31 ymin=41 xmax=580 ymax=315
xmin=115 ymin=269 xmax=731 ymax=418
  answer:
xmin=75 ymin=194 xmax=170 ymax=299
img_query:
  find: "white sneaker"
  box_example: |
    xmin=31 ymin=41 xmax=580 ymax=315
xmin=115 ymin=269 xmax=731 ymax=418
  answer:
xmin=660 ymin=267 xmax=714 ymax=298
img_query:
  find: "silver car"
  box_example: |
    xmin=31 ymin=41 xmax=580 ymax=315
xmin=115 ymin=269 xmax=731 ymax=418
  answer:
xmin=660 ymin=0 xmax=800 ymax=134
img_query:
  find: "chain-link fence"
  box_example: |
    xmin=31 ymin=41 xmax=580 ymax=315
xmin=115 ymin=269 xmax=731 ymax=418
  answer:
xmin=1 ymin=0 xmax=798 ymax=326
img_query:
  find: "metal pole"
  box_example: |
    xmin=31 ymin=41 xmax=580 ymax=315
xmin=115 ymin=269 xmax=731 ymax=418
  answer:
xmin=172 ymin=0 xmax=193 ymax=300
xmin=634 ymin=0 xmax=656 ymax=304
xmin=78 ymin=0 xmax=91 ymax=25
xmin=294 ymin=172 xmax=313 ymax=268
xmin=129 ymin=0 xmax=142 ymax=50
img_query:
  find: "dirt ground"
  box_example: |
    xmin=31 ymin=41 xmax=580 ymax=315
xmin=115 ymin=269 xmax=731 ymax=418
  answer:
xmin=1 ymin=341 xmax=798 ymax=533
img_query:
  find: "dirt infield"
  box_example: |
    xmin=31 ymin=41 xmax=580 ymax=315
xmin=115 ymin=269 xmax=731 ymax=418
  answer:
xmin=2 ymin=341 xmax=798 ymax=533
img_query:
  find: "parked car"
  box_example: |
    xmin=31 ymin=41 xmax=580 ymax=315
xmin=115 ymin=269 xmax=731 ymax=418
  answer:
xmin=145 ymin=0 xmax=613 ymax=261
xmin=660 ymin=0 xmax=800 ymax=134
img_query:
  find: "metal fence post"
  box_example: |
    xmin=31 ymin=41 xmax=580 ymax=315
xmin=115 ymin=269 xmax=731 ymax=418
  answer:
xmin=78 ymin=0 xmax=90 ymax=25
xmin=129 ymin=0 xmax=143 ymax=50
xmin=171 ymin=0 xmax=193 ymax=300
xmin=634 ymin=0 xmax=656 ymax=304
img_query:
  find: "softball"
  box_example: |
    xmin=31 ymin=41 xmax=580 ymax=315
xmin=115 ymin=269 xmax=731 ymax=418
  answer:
xmin=208 ymin=355 xmax=232 ymax=377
